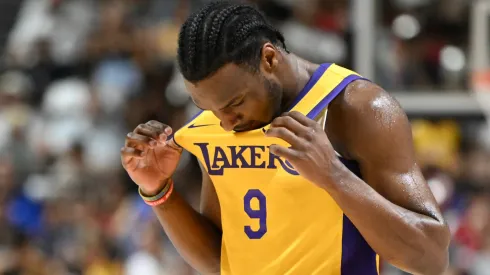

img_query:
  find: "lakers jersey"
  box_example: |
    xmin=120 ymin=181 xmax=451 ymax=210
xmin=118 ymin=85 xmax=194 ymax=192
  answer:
xmin=173 ymin=64 xmax=379 ymax=275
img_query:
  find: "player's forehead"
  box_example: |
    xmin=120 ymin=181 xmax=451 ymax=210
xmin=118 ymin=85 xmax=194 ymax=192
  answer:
xmin=184 ymin=63 xmax=254 ymax=107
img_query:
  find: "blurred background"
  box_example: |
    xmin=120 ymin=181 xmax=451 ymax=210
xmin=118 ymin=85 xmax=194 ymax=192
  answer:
xmin=0 ymin=0 xmax=488 ymax=274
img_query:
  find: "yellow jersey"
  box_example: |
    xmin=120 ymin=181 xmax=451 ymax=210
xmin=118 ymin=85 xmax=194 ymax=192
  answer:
xmin=174 ymin=64 xmax=379 ymax=275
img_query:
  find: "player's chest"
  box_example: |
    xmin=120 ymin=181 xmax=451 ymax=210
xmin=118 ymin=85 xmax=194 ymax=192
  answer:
xmin=194 ymin=140 xmax=298 ymax=179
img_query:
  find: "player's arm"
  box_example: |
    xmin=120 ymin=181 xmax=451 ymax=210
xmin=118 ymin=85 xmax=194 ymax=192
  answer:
xmin=122 ymin=121 xmax=222 ymax=274
xmin=266 ymin=80 xmax=449 ymax=275
xmin=324 ymin=81 xmax=450 ymax=274
xmin=152 ymin=164 xmax=222 ymax=274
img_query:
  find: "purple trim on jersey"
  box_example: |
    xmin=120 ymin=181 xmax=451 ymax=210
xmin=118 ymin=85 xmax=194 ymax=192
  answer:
xmin=306 ymin=74 xmax=365 ymax=120
xmin=286 ymin=63 xmax=332 ymax=111
xmin=341 ymin=215 xmax=378 ymax=274
xmin=338 ymin=158 xmax=378 ymax=274
xmin=339 ymin=157 xmax=361 ymax=176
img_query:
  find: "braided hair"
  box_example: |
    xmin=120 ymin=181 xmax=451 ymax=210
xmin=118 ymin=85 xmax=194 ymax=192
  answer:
xmin=177 ymin=1 xmax=288 ymax=83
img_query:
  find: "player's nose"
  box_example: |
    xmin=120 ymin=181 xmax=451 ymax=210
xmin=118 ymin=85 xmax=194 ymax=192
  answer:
xmin=217 ymin=111 xmax=240 ymax=132
xmin=220 ymin=118 xmax=239 ymax=132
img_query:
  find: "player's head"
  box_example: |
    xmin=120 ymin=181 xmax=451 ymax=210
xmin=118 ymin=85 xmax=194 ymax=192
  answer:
xmin=177 ymin=1 xmax=293 ymax=132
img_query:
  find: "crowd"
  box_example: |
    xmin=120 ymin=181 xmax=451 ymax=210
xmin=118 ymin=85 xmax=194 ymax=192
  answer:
xmin=0 ymin=0 xmax=488 ymax=274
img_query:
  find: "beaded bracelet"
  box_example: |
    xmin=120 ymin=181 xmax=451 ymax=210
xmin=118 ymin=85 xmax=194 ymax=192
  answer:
xmin=139 ymin=178 xmax=174 ymax=206
xmin=138 ymin=179 xmax=171 ymax=201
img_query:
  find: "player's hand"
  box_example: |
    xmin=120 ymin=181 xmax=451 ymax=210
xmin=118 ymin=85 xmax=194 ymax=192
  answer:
xmin=265 ymin=111 xmax=341 ymax=186
xmin=121 ymin=121 xmax=183 ymax=195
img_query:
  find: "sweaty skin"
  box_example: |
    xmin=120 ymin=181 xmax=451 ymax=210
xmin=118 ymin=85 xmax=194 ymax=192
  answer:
xmin=266 ymin=80 xmax=449 ymax=275
xmin=121 ymin=45 xmax=449 ymax=274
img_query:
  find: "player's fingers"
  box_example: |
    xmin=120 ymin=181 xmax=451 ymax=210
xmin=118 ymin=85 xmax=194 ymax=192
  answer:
xmin=120 ymin=147 xmax=145 ymax=166
xmin=121 ymin=146 xmax=145 ymax=158
xmin=269 ymin=144 xmax=301 ymax=160
xmin=146 ymin=120 xmax=173 ymax=139
xmin=146 ymin=120 xmax=167 ymax=130
xmin=166 ymin=137 xmax=183 ymax=151
xmin=134 ymin=124 xmax=162 ymax=141
xmin=265 ymin=127 xmax=303 ymax=148
xmin=135 ymin=124 xmax=170 ymax=144
xmin=120 ymin=147 xmax=144 ymax=171
xmin=270 ymin=115 xmax=308 ymax=135
xmin=125 ymin=132 xmax=157 ymax=148
xmin=286 ymin=111 xmax=318 ymax=128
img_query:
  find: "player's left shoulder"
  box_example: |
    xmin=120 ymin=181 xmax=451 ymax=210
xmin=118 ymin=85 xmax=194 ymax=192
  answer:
xmin=326 ymin=79 xmax=410 ymax=155
xmin=328 ymin=79 xmax=407 ymax=127
xmin=332 ymin=79 xmax=402 ymax=116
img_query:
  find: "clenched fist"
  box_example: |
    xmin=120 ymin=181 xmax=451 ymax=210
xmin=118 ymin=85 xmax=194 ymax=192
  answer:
xmin=121 ymin=121 xmax=183 ymax=195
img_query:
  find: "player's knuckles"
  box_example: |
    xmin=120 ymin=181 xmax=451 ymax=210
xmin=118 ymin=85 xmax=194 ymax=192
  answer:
xmin=272 ymin=116 xmax=291 ymax=126
xmin=271 ymin=144 xmax=288 ymax=154
xmin=135 ymin=124 xmax=159 ymax=137
xmin=270 ymin=117 xmax=282 ymax=127
xmin=300 ymin=142 xmax=315 ymax=154
xmin=288 ymin=150 xmax=304 ymax=162
xmin=136 ymin=123 xmax=152 ymax=131
xmin=121 ymin=146 xmax=137 ymax=155
xmin=266 ymin=128 xmax=277 ymax=136
xmin=126 ymin=132 xmax=140 ymax=141
xmin=146 ymin=120 xmax=167 ymax=130
xmin=126 ymin=132 xmax=154 ymax=145
xmin=300 ymin=128 xmax=316 ymax=141
xmin=270 ymin=127 xmax=289 ymax=138
xmin=313 ymin=122 xmax=323 ymax=132
xmin=288 ymin=111 xmax=302 ymax=118
xmin=297 ymin=150 xmax=311 ymax=162
xmin=281 ymin=115 xmax=295 ymax=123
xmin=147 ymin=120 xmax=164 ymax=125
xmin=124 ymin=133 xmax=134 ymax=144
xmin=135 ymin=124 xmax=151 ymax=134
xmin=289 ymin=111 xmax=308 ymax=122
xmin=120 ymin=148 xmax=142 ymax=163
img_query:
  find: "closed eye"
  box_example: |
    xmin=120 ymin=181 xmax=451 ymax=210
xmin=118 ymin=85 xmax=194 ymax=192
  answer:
xmin=219 ymin=94 xmax=247 ymax=110
xmin=230 ymin=98 xmax=245 ymax=107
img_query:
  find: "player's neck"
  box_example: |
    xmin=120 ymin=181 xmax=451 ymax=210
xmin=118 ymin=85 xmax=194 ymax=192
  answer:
xmin=282 ymin=54 xmax=320 ymax=111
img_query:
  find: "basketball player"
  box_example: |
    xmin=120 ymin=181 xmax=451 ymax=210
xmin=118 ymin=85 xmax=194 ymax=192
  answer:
xmin=121 ymin=2 xmax=450 ymax=274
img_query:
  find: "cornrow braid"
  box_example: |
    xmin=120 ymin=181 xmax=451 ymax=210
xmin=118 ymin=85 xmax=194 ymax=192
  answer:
xmin=177 ymin=20 xmax=189 ymax=68
xmin=184 ymin=3 xmax=218 ymax=74
xmin=205 ymin=5 xmax=250 ymax=57
xmin=177 ymin=1 xmax=288 ymax=83
xmin=232 ymin=20 xmax=264 ymax=49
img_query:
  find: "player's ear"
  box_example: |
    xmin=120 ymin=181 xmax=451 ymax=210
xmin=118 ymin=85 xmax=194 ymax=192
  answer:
xmin=260 ymin=42 xmax=279 ymax=73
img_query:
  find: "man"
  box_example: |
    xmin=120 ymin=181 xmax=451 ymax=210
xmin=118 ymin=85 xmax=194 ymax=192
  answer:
xmin=121 ymin=1 xmax=450 ymax=274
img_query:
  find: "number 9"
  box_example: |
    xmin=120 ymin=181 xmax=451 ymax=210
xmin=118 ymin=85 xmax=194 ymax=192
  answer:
xmin=243 ymin=189 xmax=267 ymax=239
